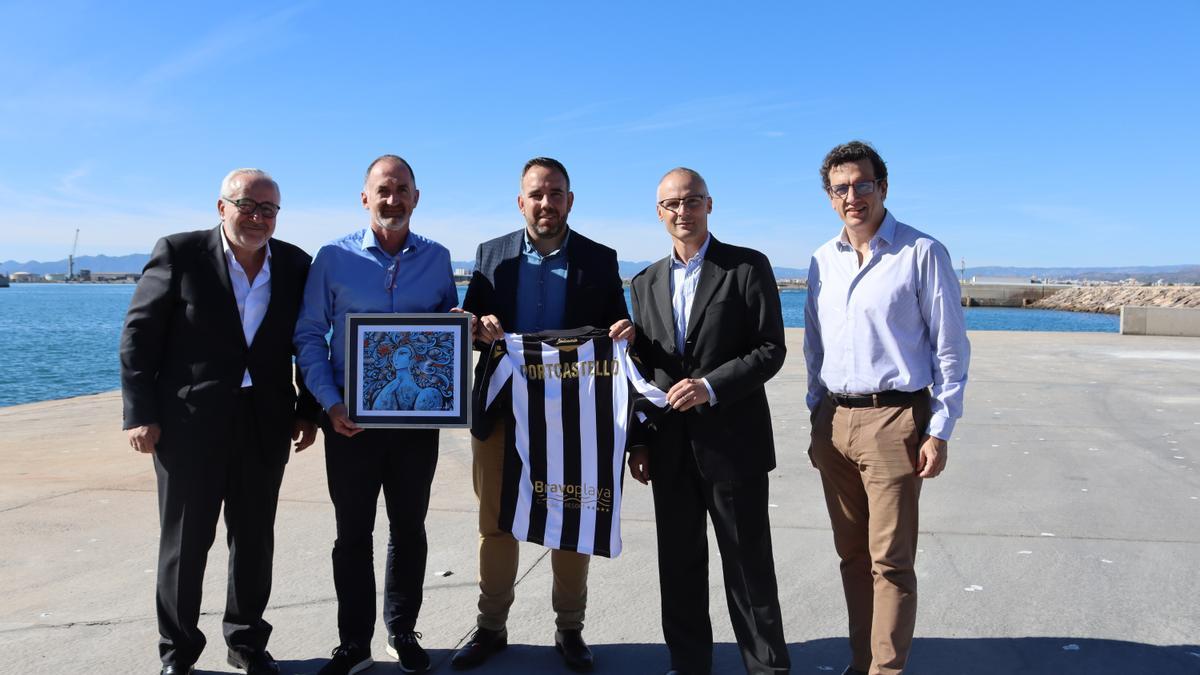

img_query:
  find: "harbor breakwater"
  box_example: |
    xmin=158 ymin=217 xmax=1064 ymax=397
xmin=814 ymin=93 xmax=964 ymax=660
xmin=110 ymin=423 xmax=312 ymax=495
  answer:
xmin=1031 ymin=286 xmax=1200 ymax=314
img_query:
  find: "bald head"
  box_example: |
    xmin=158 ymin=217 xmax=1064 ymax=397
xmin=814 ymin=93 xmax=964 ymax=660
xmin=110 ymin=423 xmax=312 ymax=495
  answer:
xmin=657 ymin=167 xmax=708 ymax=197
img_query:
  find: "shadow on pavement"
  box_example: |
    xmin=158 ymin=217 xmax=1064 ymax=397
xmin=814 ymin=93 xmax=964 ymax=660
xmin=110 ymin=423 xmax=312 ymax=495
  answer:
xmin=194 ymin=638 xmax=1199 ymax=673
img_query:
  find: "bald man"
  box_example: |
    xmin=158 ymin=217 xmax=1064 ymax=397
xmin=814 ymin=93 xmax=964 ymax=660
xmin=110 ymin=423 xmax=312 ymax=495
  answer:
xmin=627 ymin=168 xmax=790 ymax=675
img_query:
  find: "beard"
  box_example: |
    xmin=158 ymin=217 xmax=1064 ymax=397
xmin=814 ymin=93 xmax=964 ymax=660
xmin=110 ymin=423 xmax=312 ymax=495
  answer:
xmin=529 ymin=214 xmax=566 ymax=239
xmin=374 ymin=210 xmax=410 ymax=232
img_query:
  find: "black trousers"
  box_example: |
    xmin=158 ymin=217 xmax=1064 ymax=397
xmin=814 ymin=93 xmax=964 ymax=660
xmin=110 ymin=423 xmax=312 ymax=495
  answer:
xmin=322 ymin=422 xmax=439 ymax=645
xmin=649 ymin=436 xmax=790 ymax=675
xmin=154 ymin=389 xmax=286 ymax=667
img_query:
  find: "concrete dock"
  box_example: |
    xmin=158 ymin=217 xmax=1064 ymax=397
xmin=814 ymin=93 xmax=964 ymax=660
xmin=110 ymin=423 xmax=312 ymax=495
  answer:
xmin=1 ymin=330 xmax=1197 ymax=674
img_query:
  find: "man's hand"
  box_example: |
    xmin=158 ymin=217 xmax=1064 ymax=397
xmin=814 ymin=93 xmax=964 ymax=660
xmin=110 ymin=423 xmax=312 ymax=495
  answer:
xmin=915 ymin=435 xmax=948 ymax=478
xmin=666 ymin=378 xmax=710 ymax=412
xmin=328 ymin=403 xmax=363 ymax=437
xmin=628 ymin=446 xmax=651 ymax=484
xmin=127 ymin=424 xmax=161 ymax=454
xmin=450 ymin=307 xmax=476 ymax=338
xmin=292 ymin=418 xmax=318 ymax=452
xmin=609 ymin=318 xmax=635 ymax=342
xmin=475 ymin=313 xmax=505 ymax=344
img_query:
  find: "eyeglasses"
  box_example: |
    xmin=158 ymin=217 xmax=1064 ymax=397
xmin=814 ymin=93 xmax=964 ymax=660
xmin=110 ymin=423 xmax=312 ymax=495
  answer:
xmin=658 ymin=195 xmax=708 ymax=214
xmin=223 ymin=197 xmax=281 ymax=218
xmin=827 ymin=179 xmax=883 ymax=199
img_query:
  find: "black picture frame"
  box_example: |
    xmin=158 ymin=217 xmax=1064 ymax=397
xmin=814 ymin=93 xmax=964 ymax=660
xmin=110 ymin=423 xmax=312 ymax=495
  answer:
xmin=344 ymin=313 xmax=472 ymax=428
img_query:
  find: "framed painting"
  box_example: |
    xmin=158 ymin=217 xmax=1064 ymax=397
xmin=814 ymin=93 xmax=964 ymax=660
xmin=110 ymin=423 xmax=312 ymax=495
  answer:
xmin=344 ymin=313 xmax=472 ymax=428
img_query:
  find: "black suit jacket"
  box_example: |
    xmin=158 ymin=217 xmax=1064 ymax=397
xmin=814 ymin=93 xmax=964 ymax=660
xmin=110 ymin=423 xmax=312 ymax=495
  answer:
xmin=462 ymin=227 xmax=629 ymax=439
xmin=119 ymin=226 xmax=319 ymax=464
xmin=630 ymin=236 xmax=786 ymax=481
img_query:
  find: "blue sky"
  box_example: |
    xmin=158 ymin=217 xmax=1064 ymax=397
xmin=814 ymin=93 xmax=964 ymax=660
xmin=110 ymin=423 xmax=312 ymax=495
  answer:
xmin=2 ymin=1 xmax=1197 ymax=268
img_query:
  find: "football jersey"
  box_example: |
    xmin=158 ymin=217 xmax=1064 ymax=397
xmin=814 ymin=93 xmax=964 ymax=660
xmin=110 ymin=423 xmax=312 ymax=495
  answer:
xmin=482 ymin=328 xmax=668 ymax=557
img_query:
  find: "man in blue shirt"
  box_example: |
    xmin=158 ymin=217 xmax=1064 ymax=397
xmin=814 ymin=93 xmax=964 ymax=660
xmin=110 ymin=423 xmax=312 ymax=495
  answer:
xmin=294 ymin=155 xmax=459 ymax=675
xmin=804 ymin=142 xmax=970 ymax=675
xmin=455 ymin=157 xmax=633 ymax=672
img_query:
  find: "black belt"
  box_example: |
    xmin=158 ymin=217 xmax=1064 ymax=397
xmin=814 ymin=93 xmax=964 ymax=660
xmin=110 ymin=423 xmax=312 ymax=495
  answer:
xmin=828 ymin=390 xmax=921 ymax=408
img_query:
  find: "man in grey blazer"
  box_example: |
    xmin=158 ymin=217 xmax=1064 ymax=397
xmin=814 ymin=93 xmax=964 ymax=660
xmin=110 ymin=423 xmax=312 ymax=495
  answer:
xmin=628 ymin=167 xmax=790 ymax=675
xmin=455 ymin=157 xmax=632 ymax=672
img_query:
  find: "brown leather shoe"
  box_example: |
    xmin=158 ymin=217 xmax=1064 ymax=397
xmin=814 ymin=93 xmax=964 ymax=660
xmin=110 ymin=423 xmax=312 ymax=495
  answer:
xmin=450 ymin=627 xmax=508 ymax=670
xmin=554 ymin=629 xmax=594 ymax=672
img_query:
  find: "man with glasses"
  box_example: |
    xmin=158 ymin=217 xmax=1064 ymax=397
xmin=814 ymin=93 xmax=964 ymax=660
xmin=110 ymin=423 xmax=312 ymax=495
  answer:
xmin=454 ymin=157 xmax=632 ymax=672
xmin=121 ymin=168 xmax=320 ymax=675
xmin=626 ymin=167 xmax=790 ymax=675
xmin=804 ymin=141 xmax=969 ymax=675
xmin=293 ymin=155 xmax=459 ymax=675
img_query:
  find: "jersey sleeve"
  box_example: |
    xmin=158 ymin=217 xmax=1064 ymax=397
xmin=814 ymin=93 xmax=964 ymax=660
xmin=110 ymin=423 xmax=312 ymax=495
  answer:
xmin=480 ymin=336 xmax=515 ymax=411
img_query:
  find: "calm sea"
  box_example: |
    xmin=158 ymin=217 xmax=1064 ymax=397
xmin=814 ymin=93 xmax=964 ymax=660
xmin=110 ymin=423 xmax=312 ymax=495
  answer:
xmin=0 ymin=284 xmax=1118 ymax=408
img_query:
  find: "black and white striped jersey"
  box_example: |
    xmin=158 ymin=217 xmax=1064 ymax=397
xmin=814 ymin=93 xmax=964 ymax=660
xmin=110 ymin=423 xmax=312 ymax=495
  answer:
xmin=481 ymin=328 xmax=668 ymax=557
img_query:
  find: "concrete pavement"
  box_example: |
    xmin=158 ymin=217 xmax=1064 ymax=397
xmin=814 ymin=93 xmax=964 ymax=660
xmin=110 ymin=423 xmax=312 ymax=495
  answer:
xmin=1 ymin=329 xmax=1198 ymax=674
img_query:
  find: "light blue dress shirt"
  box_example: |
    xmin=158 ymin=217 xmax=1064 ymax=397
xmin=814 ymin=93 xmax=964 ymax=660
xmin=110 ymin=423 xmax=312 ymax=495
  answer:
xmin=294 ymin=227 xmax=458 ymax=411
xmin=513 ymin=230 xmax=569 ymax=333
xmin=803 ymin=212 xmax=969 ymax=439
xmin=670 ymin=234 xmax=717 ymax=404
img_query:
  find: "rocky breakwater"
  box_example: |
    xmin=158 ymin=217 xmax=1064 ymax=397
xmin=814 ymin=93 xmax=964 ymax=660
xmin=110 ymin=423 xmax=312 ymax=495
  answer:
xmin=1031 ymin=286 xmax=1200 ymax=314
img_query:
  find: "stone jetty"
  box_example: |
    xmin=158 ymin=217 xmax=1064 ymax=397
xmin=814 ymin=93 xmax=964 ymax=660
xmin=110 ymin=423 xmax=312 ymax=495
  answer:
xmin=1031 ymin=285 xmax=1200 ymax=314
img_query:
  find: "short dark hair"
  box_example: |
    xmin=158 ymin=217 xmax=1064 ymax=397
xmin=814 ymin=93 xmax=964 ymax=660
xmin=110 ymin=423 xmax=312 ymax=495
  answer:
xmin=365 ymin=154 xmax=416 ymax=186
xmin=819 ymin=141 xmax=887 ymax=190
xmin=522 ymin=157 xmax=570 ymax=190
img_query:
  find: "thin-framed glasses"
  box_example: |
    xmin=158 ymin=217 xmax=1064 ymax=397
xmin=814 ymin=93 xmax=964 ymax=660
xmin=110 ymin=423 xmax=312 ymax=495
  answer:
xmin=827 ymin=179 xmax=883 ymax=199
xmin=222 ymin=197 xmax=281 ymax=218
xmin=658 ymin=195 xmax=708 ymax=214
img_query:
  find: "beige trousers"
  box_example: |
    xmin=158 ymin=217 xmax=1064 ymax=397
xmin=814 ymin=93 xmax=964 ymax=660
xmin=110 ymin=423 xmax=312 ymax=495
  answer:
xmin=810 ymin=393 xmax=931 ymax=675
xmin=471 ymin=418 xmax=589 ymax=631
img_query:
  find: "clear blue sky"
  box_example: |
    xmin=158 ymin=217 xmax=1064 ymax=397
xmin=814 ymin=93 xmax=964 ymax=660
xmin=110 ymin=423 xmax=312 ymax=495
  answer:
xmin=2 ymin=1 xmax=1197 ymax=268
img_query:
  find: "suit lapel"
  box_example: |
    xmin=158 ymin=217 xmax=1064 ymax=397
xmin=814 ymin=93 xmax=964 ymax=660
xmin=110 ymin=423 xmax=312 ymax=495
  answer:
xmin=650 ymin=258 xmax=676 ymax=353
xmin=495 ymin=230 xmax=523 ymax=327
xmin=684 ymin=237 xmax=722 ymax=349
xmin=208 ymin=226 xmax=249 ymax=351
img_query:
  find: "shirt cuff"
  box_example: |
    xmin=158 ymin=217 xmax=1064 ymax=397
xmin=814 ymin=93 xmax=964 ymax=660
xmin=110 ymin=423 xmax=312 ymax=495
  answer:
xmin=701 ymin=378 xmax=717 ymax=406
xmin=926 ymin=413 xmax=956 ymax=441
xmin=316 ymin=386 xmax=343 ymax=413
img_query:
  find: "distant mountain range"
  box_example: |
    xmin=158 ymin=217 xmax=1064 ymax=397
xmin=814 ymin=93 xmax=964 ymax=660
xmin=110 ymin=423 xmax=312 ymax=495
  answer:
xmin=3 ymin=255 xmax=1196 ymax=284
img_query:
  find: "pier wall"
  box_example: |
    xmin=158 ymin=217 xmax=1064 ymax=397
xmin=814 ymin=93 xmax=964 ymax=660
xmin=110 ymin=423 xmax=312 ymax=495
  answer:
xmin=1120 ymin=305 xmax=1200 ymax=337
xmin=960 ymin=282 xmax=1071 ymax=307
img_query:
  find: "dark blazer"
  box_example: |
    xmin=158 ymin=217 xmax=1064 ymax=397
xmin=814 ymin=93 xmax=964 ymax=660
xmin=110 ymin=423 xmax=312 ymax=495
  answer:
xmin=630 ymin=236 xmax=786 ymax=481
xmin=463 ymin=227 xmax=629 ymax=439
xmin=119 ymin=226 xmax=319 ymax=464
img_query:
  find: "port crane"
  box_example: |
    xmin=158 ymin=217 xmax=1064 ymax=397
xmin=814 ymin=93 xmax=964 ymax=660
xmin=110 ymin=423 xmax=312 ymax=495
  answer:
xmin=67 ymin=229 xmax=80 ymax=281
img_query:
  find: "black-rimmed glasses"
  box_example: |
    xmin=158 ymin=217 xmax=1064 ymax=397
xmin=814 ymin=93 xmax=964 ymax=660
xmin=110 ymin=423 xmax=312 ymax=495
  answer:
xmin=223 ymin=197 xmax=281 ymax=218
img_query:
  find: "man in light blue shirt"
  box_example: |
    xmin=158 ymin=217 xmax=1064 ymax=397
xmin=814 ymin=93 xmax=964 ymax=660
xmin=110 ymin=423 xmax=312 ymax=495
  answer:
xmin=804 ymin=141 xmax=969 ymax=675
xmin=294 ymin=154 xmax=458 ymax=675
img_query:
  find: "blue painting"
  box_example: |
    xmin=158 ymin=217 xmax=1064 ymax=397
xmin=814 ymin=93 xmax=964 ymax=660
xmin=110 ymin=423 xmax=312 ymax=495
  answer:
xmin=361 ymin=330 xmax=457 ymax=412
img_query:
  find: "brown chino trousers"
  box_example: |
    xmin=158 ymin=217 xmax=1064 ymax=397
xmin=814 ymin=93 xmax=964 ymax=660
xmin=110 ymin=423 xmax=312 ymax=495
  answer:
xmin=809 ymin=392 xmax=931 ymax=675
xmin=471 ymin=418 xmax=589 ymax=631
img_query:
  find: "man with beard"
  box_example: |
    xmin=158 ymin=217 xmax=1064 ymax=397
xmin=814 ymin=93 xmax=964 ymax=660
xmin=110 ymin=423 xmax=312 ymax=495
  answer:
xmin=121 ymin=168 xmax=319 ymax=675
xmin=454 ymin=157 xmax=633 ymax=672
xmin=294 ymin=155 xmax=460 ymax=675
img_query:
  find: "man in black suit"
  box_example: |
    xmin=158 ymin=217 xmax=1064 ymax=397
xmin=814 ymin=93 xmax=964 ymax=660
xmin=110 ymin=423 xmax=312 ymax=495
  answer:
xmin=454 ymin=157 xmax=632 ymax=672
xmin=627 ymin=168 xmax=790 ymax=675
xmin=120 ymin=168 xmax=319 ymax=675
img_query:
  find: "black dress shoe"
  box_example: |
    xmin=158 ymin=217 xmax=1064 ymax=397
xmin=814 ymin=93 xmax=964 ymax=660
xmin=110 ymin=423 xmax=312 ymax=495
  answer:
xmin=451 ymin=626 xmax=508 ymax=670
xmin=227 ymin=648 xmax=281 ymax=674
xmin=160 ymin=666 xmax=193 ymax=675
xmin=554 ymin=629 xmax=594 ymax=672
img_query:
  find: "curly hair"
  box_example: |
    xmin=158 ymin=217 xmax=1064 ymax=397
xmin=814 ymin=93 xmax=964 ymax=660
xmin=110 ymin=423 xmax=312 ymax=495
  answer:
xmin=819 ymin=140 xmax=887 ymax=190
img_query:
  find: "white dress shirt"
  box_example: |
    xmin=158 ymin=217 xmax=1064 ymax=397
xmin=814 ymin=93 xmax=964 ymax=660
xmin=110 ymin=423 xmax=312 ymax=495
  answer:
xmin=670 ymin=234 xmax=717 ymax=404
xmin=803 ymin=212 xmax=969 ymax=439
xmin=222 ymin=233 xmax=272 ymax=388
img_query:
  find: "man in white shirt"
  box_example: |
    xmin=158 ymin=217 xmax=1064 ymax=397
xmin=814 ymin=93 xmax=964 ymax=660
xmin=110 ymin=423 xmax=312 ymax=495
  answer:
xmin=804 ymin=142 xmax=970 ymax=675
